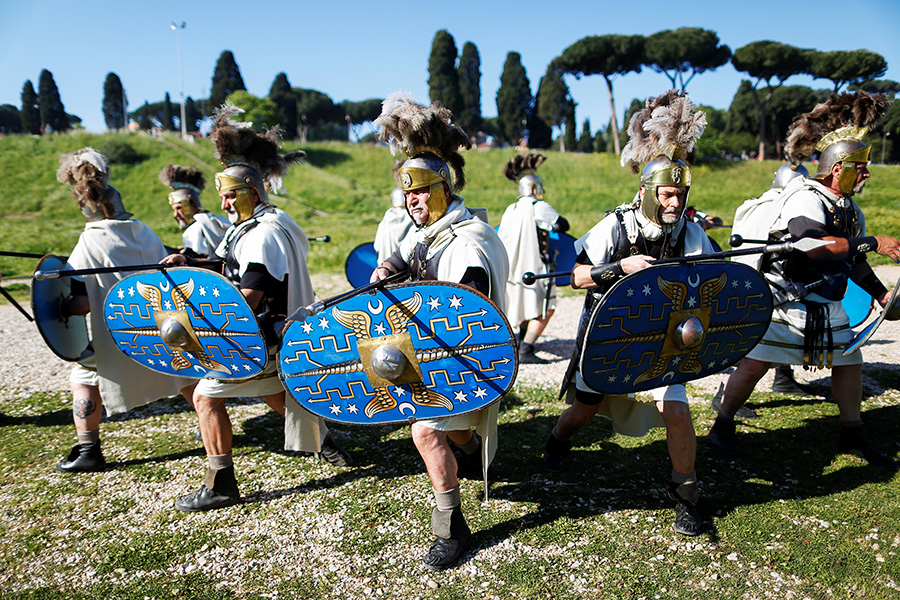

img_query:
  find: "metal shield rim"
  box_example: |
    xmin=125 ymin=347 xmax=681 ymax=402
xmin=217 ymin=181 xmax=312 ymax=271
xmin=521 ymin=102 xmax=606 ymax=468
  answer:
xmin=31 ymin=254 xmax=92 ymax=362
xmin=278 ymin=279 xmax=518 ymax=425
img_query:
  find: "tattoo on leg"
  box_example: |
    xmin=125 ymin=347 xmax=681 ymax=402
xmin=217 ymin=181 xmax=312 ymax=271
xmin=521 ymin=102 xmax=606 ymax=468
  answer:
xmin=73 ymin=397 xmax=97 ymax=420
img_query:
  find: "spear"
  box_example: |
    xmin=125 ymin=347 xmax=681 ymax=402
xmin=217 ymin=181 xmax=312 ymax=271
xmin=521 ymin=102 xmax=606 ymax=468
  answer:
xmin=0 ymin=287 xmax=33 ymax=321
xmin=0 ymin=251 xmax=49 ymax=259
xmin=32 ymin=260 xmax=222 ymax=281
xmin=521 ymin=237 xmax=834 ymax=285
xmin=286 ymin=271 xmax=408 ymax=322
xmin=310 ymin=235 xmax=331 ymax=243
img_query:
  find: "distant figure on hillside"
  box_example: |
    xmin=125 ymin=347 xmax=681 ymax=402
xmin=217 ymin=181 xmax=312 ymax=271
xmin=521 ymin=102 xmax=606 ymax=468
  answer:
xmin=373 ymin=162 xmax=414 ymax=263
xmin=159 ymin=164 xmax=229 ymax=258
xmin=497 ymin=153 xmax=569 ymax=363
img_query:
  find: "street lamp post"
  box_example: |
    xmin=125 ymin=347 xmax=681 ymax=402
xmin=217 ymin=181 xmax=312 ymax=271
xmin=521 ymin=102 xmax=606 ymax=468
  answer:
xmin=171 ymin=21 xmax=188 ymax=140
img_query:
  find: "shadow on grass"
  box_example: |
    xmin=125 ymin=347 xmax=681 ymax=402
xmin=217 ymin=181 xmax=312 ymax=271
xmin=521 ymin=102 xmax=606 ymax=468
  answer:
xmin=302 ymin=148 xmax=352 ymax=168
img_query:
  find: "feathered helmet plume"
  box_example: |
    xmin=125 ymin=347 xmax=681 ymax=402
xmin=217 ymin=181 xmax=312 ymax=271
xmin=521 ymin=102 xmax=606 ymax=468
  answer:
xmin=784 ymin=90 xmax=891 ymax=166
xmin=620 ymin=90 xmax=707 ymax=174
xmin=57 ymin=147 xmax=130 ymax=221
xmin=211 ymin=104 xmax=305 ymax=196
xmin=503 ymin=153 xmax=546 ymax=182
xmin=159 ymin=164 xmax=206 ymax=194
xmin=374 ymin=92 xmax=471 ymax=191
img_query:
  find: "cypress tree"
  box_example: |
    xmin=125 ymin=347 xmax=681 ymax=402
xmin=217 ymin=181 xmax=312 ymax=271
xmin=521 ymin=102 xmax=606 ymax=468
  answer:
xmin=269 ymin=72 xmax=298 ymax=139
xmin=38 ymin=69 xmax=68 ymax=132
xmin=163 ymin=92 xmax=175 ymax=131
xmin=20 ymin=80 xmax=40 ymax=135
xmin=428 ymin=30 xmax=461 ymax=115
xmin=496 ymin=52 xmax=532 ymax=145
xmin=184 ymin=97 xmax=201 ymax=132
xmin=102 ymin=72 xmax=127 ymax=130
xmin=209 ymin=50 xmax=246 ymax=109
xmin=456 ymin=41 xmax=482 ymax=134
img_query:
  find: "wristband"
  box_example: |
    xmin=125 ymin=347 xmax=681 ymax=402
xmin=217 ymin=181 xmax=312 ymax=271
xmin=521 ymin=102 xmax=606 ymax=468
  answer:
xmin=847 ymin=236 xmax=878 ymax=258
xmin=590 ymin=261 xmax=625 ymax=286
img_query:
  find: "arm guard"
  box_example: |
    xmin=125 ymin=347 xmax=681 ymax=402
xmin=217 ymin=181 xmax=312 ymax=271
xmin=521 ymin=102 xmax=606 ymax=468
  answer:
xmin=590 ymin=261 xmax=624 ymax=286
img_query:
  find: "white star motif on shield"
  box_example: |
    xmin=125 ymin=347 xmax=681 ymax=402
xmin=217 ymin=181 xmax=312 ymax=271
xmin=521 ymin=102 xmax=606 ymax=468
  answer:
xmin=448 ymin=294 xmax=463 ymax=309
xmin=146 ymin=358 xmax=154 ymax=365
xmin=731 ymin=280 xmax=739 ymax=288
xmin=744 ymin=280 xmax=753 ymax=290
xmin=427 ymin=296 xmax=442 ymax=311
xmin=199 ymin=286 xmax=206 ymax=296
xmin=117 ymin=289 xmax=125 ymax=299
xmin=318 ymin=316 xmax=330 ymax=330
xmin=329 ymin=404 xmax=342 ymax=415
xmin=473 ymin=387 xmax=487 ymax=399
xmin=642 ymin=283 xmax=652 ymax=296
xmin=373 ymin=322 xmax=387 ymax=335
xmin=454 ymin=390 xmax=468 ymax=403
xmin=393 ymin=386 xmax=407 ymax=397
xmin=623 ymin=374 xmax=632 ymax=383
xmin=626 ymin=288 xmax=635 ymax=298
xmin=607 ymin=374 xmax=617 ymax=383
xmin=128 ymin=287 xmax=135 ymax=297
xmin=212 ymin=287 xmax=220 ymax=297
xmin=347 ymin=404 xmax=358 ymax=414
xmin=231 ymin=364 xmax=238 ymax=371
xmin=163 ymin=300 xmax=172 ymax=310
xmin=301 ymin=321 xmax=314 ymax=334
xmin=708 ymin=361 xmax=717 ymax=370
xmin=687 ymin=297 xmax=697 ymax=307
xmin=243 ymin=364 xmax=252 ymax=371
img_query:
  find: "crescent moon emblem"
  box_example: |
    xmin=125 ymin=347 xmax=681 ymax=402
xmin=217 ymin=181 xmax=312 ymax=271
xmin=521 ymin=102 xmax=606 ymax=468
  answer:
xmin=398 ymin=402 xmax=417 ymax=415
xmin=687 ymin=274 xmax=700 ymax=288
xmin=662 ymin=371 xmax=676 ymax=382
xmin=160 ymin=280 xmax=171 ymax=292
xmin=368 ymin=299 xmax=384 ymax=314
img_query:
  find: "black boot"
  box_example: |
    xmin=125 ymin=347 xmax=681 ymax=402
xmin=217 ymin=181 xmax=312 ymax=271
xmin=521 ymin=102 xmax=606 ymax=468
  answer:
xmin=175 ymin=466 xmax=241 ymax=512
xmin=314 ymin=433 xmax=352 ymax=467
xmin=518 ymin=342 xmax=548 ymax=364
xmin=708 ymin=415 xmax=740 ymax=457
xmin=423 ymin=506 xmax=471 ymax=571
xmin=771 ymin=366 xmax=819 ymax=395
xmin=667 ymin=482 xmax=703 ymax=536
xmin=455 ymin=447 xmax=487 ymax=481
xmin=543 ymin=433 xmax=571 ymax=473
xmin=56 ymin=441 xmax=106 ymax=473
xmin=838 ymin=424 xmax=899 ymax=471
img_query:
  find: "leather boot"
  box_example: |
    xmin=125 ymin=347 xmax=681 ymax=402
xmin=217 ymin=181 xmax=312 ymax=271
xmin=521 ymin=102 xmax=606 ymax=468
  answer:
xmin=423 ymin=506 xmax=471 ymax=570
xmin=56 ymin=441 xmax=106 ymax=473
xmin=543 ymin=433 xmax=571 ymax=473
xmin=771 ymin=365 xmax=819 ymax=395
xmin=175 ymin=466 xmax=241 ymax=512
xmin=314 ymin=433 xmax=352 ymax=467
xmin=708 ymin=415 xmax=740 ymax=457
xmin=667 ymin=482 xmax=703 ymax=536
xmin=838 ymin=424 xmax=899 ymax=471
xmin=518 ymin=342 xmax=548 ymax=364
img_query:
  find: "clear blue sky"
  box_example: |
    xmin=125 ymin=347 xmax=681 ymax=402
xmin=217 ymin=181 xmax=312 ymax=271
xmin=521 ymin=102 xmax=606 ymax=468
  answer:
xmin=3 ymin=0 xmax=899 ymax=135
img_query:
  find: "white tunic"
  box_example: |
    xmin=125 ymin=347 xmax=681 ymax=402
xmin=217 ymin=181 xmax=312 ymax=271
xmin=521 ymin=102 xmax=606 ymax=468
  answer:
xmin=182 ymin=212 xmax=230 ymax=257
xmin=68 ymin=219 xmax=193 ymax=414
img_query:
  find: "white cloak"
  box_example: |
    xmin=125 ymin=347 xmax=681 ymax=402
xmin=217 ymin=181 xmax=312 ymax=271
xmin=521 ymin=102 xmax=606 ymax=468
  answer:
xmin=182 ymin=211 xmax=230 ymax=257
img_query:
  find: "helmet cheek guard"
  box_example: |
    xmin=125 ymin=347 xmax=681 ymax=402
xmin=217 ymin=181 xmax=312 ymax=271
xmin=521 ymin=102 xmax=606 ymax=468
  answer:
xmin=811 ymin=128 xmax=871 ymax=195
xmin=215 ymin=166 xmax=265 ymax=224
xmin=398 ymin=156 xmax=453 ymax=227
xmin=168 ymin=189 xmax=200 ymax=228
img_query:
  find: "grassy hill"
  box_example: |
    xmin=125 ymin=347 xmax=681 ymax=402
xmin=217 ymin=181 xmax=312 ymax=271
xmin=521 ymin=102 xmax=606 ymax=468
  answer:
xmin=2 ymin=130 xmax=900 ymax=292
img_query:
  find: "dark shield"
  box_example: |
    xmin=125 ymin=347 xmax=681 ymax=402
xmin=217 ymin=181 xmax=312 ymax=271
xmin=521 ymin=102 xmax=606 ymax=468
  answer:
xmin=104 ymin=267 xmax=267 ymax=379
xmin=580 ymin=260 xmax=773 ymax=395
xmin=549 ymin=231 xmax=577 ymax=286
xmin=279 ymin=281 xmax=517 ymax=425
xmin=31 ymin=255 xmax=92 ymax=362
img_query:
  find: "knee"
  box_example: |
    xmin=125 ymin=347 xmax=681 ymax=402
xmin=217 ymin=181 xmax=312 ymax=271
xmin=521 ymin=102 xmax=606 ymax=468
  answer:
xmin=411 ymin=424 xmax=445 ymax=453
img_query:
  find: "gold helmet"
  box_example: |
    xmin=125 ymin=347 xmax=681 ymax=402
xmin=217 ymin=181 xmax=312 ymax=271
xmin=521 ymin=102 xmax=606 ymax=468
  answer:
xmin=159 ymin=164 xmax=206 ymax=229
xmin=503 ymin=153 xmax=546 ymax=200
xmin=620 ymin=90 xmax=706 ymax=232
xmin=210 ymin=105 xmax=306 ymax=224
xmin=785 ymin=91 xmax=892 ymax=195
xmin=57 ymin=148 xmax=132 ymax=222
xmin=374 ymin=93 xmax=471 ymax=227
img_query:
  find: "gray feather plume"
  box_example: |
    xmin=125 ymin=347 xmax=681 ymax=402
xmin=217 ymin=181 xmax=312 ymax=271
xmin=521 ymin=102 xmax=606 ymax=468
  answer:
xmin=620 ymin=90 xmax=707 ymax=174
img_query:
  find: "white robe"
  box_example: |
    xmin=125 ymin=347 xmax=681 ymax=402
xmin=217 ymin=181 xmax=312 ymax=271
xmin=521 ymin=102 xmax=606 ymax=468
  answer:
xmin=497 ymin=196 xmax=561 ymax=324
xmin=209 ymin=204 xmax=329 ymax=452
xmin=374 ymin=207 xmax=414 ymax=264
xmin=68 ymin=219 xmax=192 ymax=415
xmin=182 ymin=212 xmax=230 ymax=257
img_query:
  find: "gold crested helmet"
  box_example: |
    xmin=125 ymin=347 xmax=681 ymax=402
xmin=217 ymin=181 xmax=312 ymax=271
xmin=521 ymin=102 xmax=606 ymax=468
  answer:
xmin=374 ymin=92 xmax=471 ymax=228
xmin=620 ymin=91 xmax=706 ymax=233
xmin=210 ymin=104 xmax=305 ymax=224
xmin=785 ymin=91 xmax=892 ymax=195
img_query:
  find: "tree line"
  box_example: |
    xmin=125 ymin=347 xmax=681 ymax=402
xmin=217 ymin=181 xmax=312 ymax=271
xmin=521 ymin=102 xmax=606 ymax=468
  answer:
xmin=3 ymin=30 xmax=898 ymax=162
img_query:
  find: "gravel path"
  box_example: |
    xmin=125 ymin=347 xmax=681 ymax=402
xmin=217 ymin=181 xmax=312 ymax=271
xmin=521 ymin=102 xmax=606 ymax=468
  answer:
xmin=2 ymin=266 xmax=899 ymax=399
